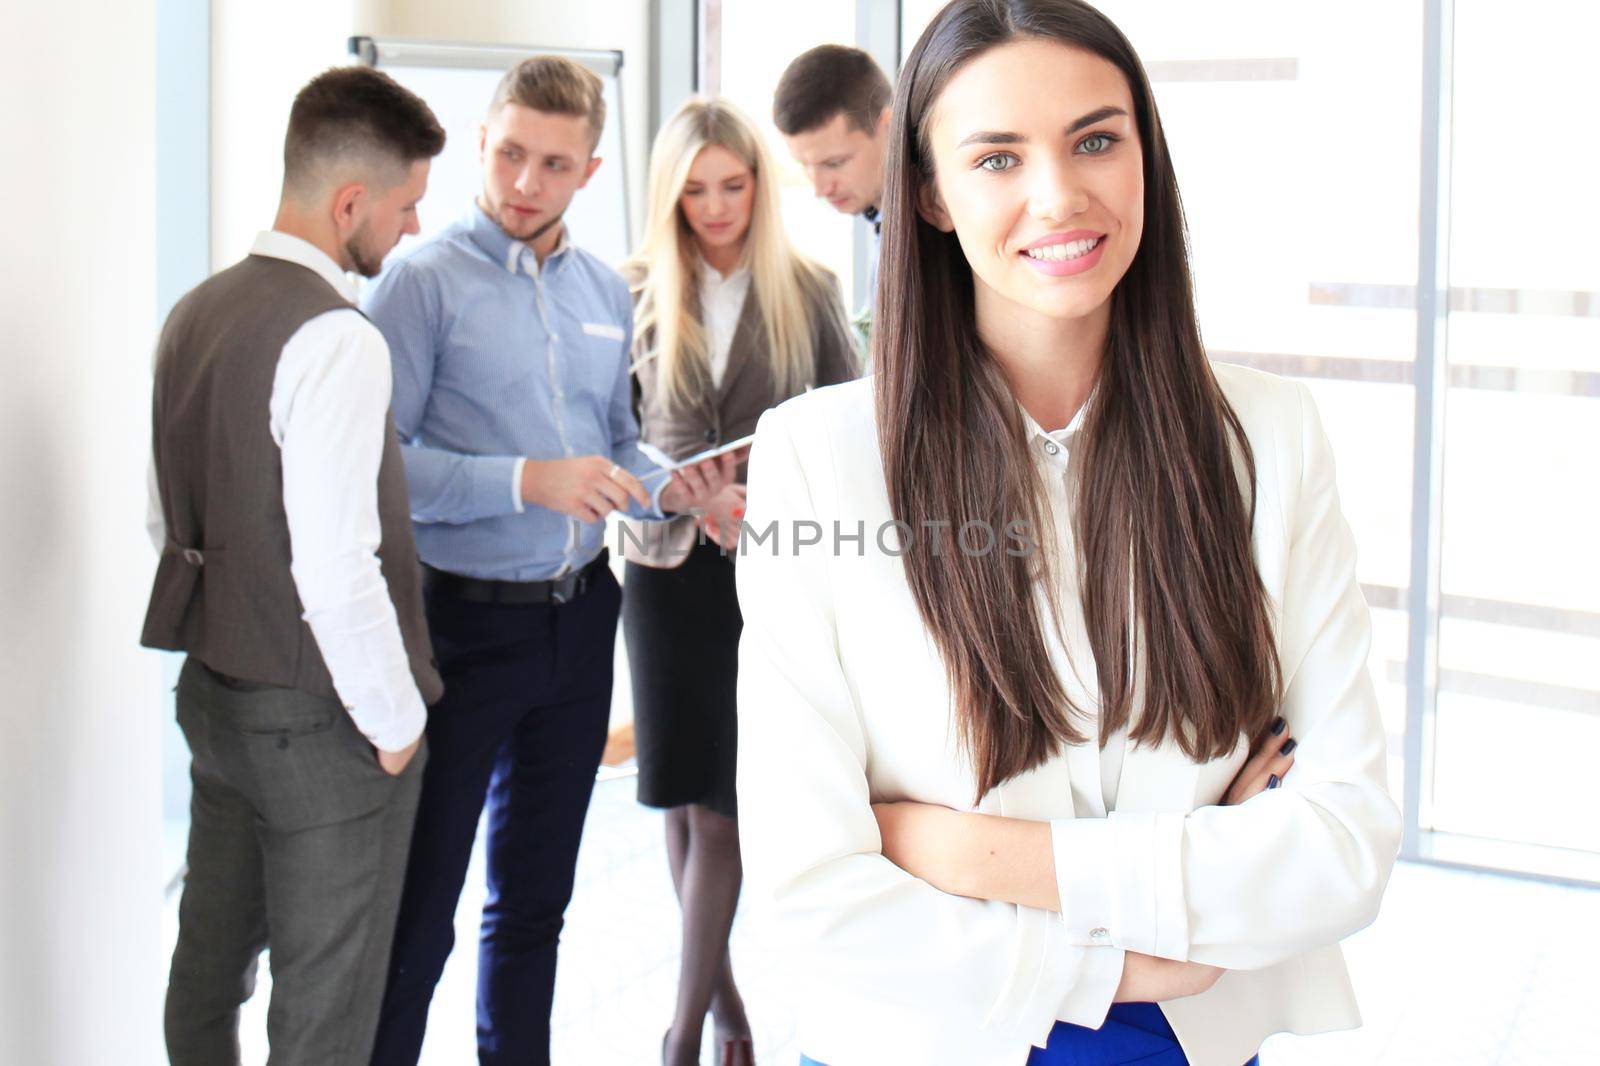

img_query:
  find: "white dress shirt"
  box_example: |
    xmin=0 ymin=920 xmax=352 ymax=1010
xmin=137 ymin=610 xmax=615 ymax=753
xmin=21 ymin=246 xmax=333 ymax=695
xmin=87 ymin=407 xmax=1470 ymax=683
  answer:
xmin=734 ymin=366 xmax=1401 ymax=1066
xmin=699 ymin=258 xmax=752 ymax=389
xmin=148 ymin=230 xmax=427 ymax=752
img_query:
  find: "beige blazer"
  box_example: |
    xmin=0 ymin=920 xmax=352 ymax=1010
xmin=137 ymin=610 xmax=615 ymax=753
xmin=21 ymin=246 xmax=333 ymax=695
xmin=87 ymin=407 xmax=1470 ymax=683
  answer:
xmin=734 ymin=365 xmax=1402 ymax=1066
xmin=620 ymin=264 xmax=860 ymax=567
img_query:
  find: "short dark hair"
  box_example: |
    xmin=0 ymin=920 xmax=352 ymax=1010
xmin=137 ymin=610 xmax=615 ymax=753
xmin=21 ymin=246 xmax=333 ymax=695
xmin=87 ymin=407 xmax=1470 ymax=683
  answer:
xmin=488 ymin=56 xmax=607 ymax=151
xmin=773 ymin=44 xmax=892 ymax=136
xmin=283 ymin=66 xmax=446 ymax=196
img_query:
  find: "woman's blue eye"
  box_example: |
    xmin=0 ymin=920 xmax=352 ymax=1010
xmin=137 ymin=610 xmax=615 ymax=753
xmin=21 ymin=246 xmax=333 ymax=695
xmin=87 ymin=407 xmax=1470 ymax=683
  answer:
xmin=977 ymin=153 xmax=1017 ymax=173
xmin=1078 ymin=133 xmax=1116 ymax=154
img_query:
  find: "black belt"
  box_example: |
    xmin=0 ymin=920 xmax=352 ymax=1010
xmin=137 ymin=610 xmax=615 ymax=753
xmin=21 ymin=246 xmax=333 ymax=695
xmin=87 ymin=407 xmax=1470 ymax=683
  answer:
xmin=424 ymin=549 xmax=609 ymax=607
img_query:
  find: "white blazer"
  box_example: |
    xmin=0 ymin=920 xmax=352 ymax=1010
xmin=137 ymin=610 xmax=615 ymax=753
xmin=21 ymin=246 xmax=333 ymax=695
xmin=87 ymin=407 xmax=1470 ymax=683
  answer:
xmin=733 ymin=363 xmax=1402 ymax=1066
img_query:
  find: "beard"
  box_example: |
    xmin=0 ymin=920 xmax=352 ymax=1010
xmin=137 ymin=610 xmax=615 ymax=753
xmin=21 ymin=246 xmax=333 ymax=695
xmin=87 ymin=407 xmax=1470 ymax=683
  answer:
xmin=495 ymin=200 xmax=563 ymax=245
xmin=344 ymin=220 xmax=387 ymax=279
xmin=521 ymin=213 xmax=565 ymax=245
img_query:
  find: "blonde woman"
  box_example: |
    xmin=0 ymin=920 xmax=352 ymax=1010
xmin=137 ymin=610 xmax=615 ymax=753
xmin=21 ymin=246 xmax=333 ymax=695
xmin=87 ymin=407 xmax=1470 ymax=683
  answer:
xmin=621 ymin=97 xmax=858 ymax=1066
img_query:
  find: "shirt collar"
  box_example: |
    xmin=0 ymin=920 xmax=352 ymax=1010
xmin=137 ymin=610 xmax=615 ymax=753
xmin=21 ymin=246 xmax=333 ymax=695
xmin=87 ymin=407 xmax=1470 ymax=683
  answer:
xmin=249 ymin=230 xmax=357 ymax=302
xmin=699 ymin=256 xmax=751 ymax=288
xmin=466 ymin=201 xmax=574 ymax=278
xmin=1017 ymin=384 xmax=1098 ymax=459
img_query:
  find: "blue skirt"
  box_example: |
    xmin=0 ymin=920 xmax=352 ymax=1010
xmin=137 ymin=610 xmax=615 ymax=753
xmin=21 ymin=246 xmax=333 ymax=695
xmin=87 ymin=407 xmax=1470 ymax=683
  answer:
xmin=799 ymin=1002 xmax=1260 ymax=1065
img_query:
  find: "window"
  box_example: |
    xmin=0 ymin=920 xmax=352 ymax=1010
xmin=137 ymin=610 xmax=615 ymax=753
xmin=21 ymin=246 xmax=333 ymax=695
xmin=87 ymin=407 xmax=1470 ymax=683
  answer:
xmin=1425 ymin=0 xmax=1600 ymax=868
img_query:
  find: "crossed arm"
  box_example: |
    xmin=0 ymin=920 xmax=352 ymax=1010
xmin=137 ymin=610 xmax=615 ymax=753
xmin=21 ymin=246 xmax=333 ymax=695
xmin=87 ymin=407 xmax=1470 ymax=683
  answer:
xmin=870 ymin=718 xmax=1299 ymax=1003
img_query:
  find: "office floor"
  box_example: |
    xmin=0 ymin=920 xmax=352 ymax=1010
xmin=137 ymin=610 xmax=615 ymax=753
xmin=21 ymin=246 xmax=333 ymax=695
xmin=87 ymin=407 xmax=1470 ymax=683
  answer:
xmin=163 ymin=772 xmax=1600 ymax=1065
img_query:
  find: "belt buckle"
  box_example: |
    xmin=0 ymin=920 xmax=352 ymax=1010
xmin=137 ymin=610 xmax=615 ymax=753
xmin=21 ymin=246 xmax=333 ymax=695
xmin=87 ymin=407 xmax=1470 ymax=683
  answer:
xmin=550 ymin=574 xmax=580 ymax=606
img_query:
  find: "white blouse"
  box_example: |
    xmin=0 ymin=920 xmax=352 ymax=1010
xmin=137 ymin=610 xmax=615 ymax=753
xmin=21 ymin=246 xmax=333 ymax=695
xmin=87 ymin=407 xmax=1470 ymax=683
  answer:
xmin=733 ymin=365 xmax=1401 ymax=1066
xmin=1021 ymin=400 xmax=1129 ymax=817
xmin=699 ymin=259 xmax=752 ymax=388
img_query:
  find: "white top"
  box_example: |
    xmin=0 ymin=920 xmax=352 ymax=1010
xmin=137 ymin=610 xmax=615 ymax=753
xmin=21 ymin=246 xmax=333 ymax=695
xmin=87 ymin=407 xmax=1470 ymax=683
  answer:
xmin=1019 ymin=398 xmax=1129 ymax=816
xmin=733 ymin=367 xmax=1401 ymax=1066
xmin=147 ymin=230 xmax=427 ymax=752
xmin=699 ymin=259 xmax=752 ymax=389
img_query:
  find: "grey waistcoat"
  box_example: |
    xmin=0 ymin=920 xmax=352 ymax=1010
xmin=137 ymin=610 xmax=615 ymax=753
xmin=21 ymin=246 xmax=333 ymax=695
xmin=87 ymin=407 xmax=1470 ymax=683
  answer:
xmin=141 ymin=254 xmax=443 ymax=706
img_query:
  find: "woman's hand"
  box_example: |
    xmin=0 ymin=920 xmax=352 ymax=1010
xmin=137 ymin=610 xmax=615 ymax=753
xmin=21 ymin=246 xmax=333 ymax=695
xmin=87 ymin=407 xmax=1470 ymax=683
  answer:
xmin=1223 ymin=715 xmax=1296 ymax=805
xmin=659 ymin=451 xmax=740 ymax=516
xmin=699 ymin=482 xmax=747 ymax=550
xmin=1114 ymin=952 xmax=1224 ymax=1003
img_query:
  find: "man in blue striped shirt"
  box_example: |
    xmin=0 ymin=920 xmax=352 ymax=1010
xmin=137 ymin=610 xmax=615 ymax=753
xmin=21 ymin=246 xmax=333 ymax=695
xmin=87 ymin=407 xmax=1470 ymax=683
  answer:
xmin=363 ymin=57 xmax=735 ymax=1066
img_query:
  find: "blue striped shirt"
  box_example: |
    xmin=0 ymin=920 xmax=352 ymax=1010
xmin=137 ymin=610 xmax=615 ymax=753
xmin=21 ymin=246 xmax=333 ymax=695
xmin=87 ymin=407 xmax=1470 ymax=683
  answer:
xmin=363 ymin=205 xmax=666 ymax=582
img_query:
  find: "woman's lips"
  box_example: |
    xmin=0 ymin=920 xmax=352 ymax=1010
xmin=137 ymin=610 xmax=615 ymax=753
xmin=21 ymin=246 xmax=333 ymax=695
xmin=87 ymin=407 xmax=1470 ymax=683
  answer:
xmin=1019 ymin=235 xmax=1107 ymax=277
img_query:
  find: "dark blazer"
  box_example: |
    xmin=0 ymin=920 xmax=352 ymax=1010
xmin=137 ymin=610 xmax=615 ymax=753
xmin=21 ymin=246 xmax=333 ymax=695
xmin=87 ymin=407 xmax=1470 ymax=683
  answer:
xmin=622 ymin=262 xmax=860 ymax=567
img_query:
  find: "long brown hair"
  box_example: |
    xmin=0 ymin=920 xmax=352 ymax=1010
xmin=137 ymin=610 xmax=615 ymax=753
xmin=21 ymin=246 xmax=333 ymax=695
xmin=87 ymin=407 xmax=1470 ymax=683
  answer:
xmin=876 ymin=0 xmax=1281 ymax=798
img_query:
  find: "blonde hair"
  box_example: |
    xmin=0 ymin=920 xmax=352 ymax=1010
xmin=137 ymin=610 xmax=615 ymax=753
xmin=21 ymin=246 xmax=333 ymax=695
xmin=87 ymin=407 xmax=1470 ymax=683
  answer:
xmin=489 ymin=56 xmax=605 ymax=150
xmin=626 ymin=97 xmax=829 ymax=410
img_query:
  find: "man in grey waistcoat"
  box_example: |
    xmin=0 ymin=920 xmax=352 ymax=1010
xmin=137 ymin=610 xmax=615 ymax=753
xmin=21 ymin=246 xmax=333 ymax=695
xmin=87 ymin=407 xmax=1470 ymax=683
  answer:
xmin=143 ymin=67 xmax=445 ymax=1066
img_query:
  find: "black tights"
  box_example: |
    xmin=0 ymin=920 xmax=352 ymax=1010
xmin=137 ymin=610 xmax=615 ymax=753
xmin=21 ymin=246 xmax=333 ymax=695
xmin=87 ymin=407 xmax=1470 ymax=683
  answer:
xmin=661 ymin=803 xmax=751 ymax=1066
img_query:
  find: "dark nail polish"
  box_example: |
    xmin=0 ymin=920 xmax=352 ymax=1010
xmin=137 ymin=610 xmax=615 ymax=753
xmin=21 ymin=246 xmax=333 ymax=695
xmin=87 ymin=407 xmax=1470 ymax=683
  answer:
xmin=1270 ymin=716 xmax=1286 ymax=737
xmin=1279 ymin=738 xmax=1297 ymax=756
xmin=1267 ymin=774 xmax=1281 ymax=789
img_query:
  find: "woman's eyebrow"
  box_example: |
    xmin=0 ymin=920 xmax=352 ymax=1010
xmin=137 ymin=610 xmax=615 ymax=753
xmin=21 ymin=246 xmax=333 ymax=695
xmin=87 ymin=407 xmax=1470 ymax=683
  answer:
xmin=1066 ymin=105 xmax=1127 ymax=133
xmin=956 ymin=129 xmax=1025 ymax=148
xmin=955 ymin=105 xmax=1129 ymax=148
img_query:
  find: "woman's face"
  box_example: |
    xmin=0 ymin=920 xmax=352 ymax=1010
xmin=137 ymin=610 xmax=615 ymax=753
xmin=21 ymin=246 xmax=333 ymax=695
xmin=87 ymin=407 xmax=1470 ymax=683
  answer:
xmin=679 ymin=144 xmax=756 ymax=260
xmin=920 ymin=38 xmax=1144 ymax=327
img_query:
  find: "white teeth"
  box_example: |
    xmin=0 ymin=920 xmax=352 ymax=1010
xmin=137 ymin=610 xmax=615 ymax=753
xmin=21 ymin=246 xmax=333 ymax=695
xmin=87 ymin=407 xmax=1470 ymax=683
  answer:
xmin=1024 ymin=237 xmax=1101 ymax=261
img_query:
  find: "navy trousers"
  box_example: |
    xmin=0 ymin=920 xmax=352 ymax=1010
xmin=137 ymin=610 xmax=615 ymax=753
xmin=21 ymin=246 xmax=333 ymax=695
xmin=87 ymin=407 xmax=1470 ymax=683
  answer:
xmin=800 ymin=1002 xmax=1260 ymax=1065
xmin=369 ymin=566 xmax=621 ymax=1066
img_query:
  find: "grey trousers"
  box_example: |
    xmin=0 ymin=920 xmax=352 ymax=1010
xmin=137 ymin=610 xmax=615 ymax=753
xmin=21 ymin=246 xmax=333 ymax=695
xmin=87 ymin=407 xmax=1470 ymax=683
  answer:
xmin=165 ymin=657 xmax=426 ymax=1066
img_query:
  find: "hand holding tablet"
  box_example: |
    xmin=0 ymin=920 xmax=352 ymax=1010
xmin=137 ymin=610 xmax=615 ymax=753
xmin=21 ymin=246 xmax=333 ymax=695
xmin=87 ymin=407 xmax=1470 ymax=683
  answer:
xmin=640 ymin=433 xmax=755 ymax=481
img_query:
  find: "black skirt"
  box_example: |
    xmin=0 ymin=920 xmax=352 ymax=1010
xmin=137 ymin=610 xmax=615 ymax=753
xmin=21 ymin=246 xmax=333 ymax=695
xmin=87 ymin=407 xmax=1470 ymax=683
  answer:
xmin=622 ymin=541 xmax=742 ymax=819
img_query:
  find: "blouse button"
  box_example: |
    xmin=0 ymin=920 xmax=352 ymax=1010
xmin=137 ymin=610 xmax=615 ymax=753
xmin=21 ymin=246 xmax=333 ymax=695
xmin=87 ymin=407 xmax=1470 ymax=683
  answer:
xmin=1089 ymin=926 xmax=1109 ymax=939
xmin=1043 ymin=441 xmax=1061 ymax=456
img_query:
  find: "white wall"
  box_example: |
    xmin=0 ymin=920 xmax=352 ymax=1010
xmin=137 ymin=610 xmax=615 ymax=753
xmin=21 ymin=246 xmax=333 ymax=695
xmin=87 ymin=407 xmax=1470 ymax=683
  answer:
xmin=211 ymin=0 xmax=361 ymax=263
xmin=0 ymin=0 xmax=166 ymax=1062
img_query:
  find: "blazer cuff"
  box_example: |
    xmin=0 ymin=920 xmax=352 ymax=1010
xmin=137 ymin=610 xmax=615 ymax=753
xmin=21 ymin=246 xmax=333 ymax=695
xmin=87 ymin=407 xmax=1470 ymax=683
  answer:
xmin=1051 ymin=812 xmax=1189 ymax=960
xmin=1056 ymin=946 xmax=1125 ymax=1029
xmin=983 ymin=906 xmax=1097 ymax=1048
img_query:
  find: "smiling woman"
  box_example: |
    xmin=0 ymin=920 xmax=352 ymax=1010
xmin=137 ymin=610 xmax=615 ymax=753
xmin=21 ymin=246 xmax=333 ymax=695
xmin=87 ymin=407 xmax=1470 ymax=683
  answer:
xmin=733 ymin=2 xmax=1400 ymax=1065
